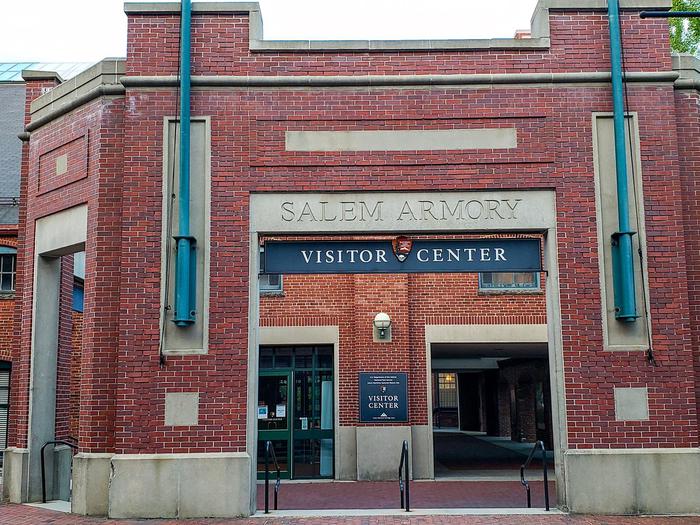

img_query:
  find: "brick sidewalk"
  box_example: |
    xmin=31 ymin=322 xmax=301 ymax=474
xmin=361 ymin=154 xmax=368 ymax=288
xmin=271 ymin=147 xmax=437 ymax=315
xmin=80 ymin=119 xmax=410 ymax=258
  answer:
xmin=255 ymin=480 xmax=555 ymax=509
xmin=1 ymin=504 xmax=700 ymax=525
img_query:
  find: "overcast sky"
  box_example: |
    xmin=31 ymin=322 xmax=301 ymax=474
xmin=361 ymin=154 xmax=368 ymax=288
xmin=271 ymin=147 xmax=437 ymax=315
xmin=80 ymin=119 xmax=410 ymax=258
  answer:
xmin=1 ymin=0 xmax=539 ymax=63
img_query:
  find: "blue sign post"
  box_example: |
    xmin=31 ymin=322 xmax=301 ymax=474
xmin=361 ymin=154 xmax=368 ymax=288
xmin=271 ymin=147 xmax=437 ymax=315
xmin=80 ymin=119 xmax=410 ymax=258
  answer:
xmin=359 ymin=373 xmax=408 ymax=423
xmin=264 ymin=239 xmax=541 ymax=274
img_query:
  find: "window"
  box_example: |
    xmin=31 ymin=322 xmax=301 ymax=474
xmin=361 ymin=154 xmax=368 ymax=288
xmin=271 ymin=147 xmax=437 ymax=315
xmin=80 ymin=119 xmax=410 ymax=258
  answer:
xmin=260 ymin=272 xmax=283 ymax=293
xmin=0 ymin=247 xmax=16 ymax=293
xmin=479 ymin=272 xmax=539 ymax=291
xmin=432 ymin=372 xmax=458 ymax=429
xmin=73 ymin=281 xmax=84 ymax=312
xmin=437 ymin=372 xmax=457 ymax=408
xmin=73 ymin=251 xmax=85 ymax=312
xmin=259 ymin=246 xmax=283 ymax=293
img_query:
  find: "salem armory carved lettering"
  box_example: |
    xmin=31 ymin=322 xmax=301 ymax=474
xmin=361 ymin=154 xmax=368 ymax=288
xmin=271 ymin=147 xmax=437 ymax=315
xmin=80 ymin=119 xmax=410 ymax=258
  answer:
xmin=280 ymin=199 xmax=522 ymax=223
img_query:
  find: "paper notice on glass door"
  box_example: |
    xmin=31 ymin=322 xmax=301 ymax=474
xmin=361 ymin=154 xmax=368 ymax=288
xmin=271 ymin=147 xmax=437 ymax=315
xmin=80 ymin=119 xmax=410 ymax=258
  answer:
xmin=276 ymin=404 xmax=286 ymax=418
xmin=257 ymin=405 xmax=268 ymax=419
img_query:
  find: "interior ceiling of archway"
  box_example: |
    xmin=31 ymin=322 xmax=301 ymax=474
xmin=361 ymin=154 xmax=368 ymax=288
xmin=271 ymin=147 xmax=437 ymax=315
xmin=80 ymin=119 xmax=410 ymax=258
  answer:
xmin=431 ymin=342 xmax=548 ymax=359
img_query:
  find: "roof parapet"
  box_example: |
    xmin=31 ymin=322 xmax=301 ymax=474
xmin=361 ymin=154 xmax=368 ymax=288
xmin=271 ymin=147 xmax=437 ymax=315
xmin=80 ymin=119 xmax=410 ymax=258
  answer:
xmin=21 ymin=70 xmax=63 ymax=83
xmin=124 ymin=0 xmax=672 ymax=52
xmin=30 ymin=58 xmax=125 ymax=116
xmin=673 ymin=54 xmax=700 ymax=79
xmin=25 ymin=58 xmax=126 ymax=132
xmin=531 ymin=0 xmax=672 ymax=39
xmin=673 ymin=54 xmax=700 ymax=90
xmin=124 ymin=1 xmax=550 ymax=51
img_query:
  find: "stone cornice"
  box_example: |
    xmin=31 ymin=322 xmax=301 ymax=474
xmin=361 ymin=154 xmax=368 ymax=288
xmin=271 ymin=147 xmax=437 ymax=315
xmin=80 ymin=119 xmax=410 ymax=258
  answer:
xmin=24 ymin=70 xmax=683 ymax=132
xmin=25 ymin=84 xmax=125 ymax=133
xmin=120 ymin=71 xmax=679 ymax=89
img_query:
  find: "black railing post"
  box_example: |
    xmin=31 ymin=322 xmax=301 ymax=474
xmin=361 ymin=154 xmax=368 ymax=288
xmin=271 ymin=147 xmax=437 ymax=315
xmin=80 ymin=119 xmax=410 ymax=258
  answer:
xmin=520 ymin=465 xmax=531 ymax=508
xmin=41 ymin=442 xmax=48 ymax=503
xmin=398 ymin=440 xmax=410 ymax=512
xmin=404 ymin=443 xmax=410 ymax=512
xmin=541 ymin=441 xmax=550 ymax=511
xmin=520 ymin=440 xmax=550 ymax=511
xmin=264 ymin=441 xmax=270 ymax=514
xmin=398 ymin=440 xmax=404 ymax=510
xmin=263 ymin=440 xmax=281 ymax=513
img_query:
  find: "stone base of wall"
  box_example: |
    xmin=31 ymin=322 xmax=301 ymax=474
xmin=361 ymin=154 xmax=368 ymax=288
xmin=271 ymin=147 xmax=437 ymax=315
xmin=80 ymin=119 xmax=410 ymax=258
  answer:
xmin=356 ymin=426 xmax=411 ymax=480
xmin=564 ymin=448 xmax=700 ymax=514
xmin=107 ymin=452 xmax=251 ymax=518
xmin=72 ymin=452 xmax=112 ymax=516
xmin=2 ymin=447 xmax=28 ymax=503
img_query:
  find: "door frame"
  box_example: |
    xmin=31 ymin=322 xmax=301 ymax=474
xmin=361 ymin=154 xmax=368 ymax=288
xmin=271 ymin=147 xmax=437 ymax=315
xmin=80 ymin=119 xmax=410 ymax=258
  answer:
xmin=257 ymin=345 xmax=336 ymax=480
xmin=256 ymin=326 xmax=340 ymax=483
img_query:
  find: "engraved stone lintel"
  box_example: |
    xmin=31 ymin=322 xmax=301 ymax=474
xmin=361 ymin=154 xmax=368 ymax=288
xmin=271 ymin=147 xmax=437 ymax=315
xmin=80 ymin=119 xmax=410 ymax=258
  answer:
xmin=251 ymin=191 xmax=556 ymax=233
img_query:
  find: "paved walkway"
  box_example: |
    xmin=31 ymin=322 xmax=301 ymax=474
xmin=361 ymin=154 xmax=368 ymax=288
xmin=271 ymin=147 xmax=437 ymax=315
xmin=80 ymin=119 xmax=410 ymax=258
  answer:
xmin=1 ymin=504 xmax=700 ymax=525
xmin=255 ymin=480 xmax=554 ymax=509
xmin=434 ymin=432 xmax=552 ymax=472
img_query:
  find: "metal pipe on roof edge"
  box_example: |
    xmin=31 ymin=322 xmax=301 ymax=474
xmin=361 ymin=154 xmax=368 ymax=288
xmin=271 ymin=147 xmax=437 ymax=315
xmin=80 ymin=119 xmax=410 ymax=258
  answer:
xmin=607 ymin=0 xmax=638 ymax=322
xmin=172 ymin=0 xmax=197 ymax=327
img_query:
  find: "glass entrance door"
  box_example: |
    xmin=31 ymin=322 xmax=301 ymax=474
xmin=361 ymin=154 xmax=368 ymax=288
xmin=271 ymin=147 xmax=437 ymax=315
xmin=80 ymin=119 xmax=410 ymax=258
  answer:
xmin=257 ymin=345 xmax=334 ymax=479
xmin=292 ymin=368 xmax=334 ymax=478
xmin=257 ymin=372 xmax=291 ymax=478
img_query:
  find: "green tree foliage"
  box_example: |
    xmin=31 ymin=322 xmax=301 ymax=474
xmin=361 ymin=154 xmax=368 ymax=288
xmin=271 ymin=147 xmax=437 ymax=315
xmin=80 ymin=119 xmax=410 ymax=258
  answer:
xmin=669 ymin=0 xmax=700 ymax=54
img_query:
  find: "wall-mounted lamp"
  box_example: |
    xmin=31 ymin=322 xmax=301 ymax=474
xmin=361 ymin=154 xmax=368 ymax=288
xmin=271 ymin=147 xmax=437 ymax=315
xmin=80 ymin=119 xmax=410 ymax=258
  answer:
xmin=373 ymin=312 xmax=392 ymax=341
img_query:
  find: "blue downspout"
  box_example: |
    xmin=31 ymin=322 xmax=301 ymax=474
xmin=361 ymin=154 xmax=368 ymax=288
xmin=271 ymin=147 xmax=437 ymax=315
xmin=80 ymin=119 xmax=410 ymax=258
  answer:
xmin=607 ymin=0 xmax=638 ymax=322
xmin=173 ymin=0 xmax=196 ymax=326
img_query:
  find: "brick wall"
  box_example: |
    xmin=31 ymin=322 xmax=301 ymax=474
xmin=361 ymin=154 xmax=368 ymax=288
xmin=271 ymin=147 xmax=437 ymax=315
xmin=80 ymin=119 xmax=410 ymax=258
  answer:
xmin=70 ymin=310 xmax=83 ymax=442
xmin=10 ymin=78 xmax=124 ymax=451
xmin=261 ymin=271 xmax=546 ymax=426
xmin=125 ymin=12 xmax=670 ymax=76
xmin=54 ymin=255 xmax=74 ymax=442
xmin=115 ymin=5 xmax=695 ymax=451
xmin=9 ymin=74 xmax=62 ymax=449
xmin=676 ymin=89 xmax=700 ymax=431
xmin=9 ymin=4 xmax=700 ymax=457
xmin=0 ymin=233 xmax=16 ymax=363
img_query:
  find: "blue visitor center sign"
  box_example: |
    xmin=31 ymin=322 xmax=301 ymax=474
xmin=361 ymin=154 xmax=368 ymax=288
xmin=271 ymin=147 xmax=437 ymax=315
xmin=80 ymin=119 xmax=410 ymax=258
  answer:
xmin=359 ymin=373 xmax=408 ymax=423
xmin=263 ymin=238 xmax=541 ymax=274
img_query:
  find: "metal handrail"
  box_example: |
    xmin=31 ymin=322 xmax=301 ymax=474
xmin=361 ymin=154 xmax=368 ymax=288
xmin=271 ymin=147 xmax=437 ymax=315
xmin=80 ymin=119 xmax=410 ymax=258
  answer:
xmin=41 ymin=440 xmax=78 ymax=503
xmin=519 ymin=440 xmax=550 ymax=511
xmin=398 ymin=439 xmax=410 ymax=512
xmin=264 ymin=440 xmax=281 ymax=514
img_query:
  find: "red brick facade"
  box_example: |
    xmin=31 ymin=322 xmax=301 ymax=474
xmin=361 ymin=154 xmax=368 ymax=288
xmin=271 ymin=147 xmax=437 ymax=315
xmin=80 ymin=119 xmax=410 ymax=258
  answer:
xmin=261 ymin=271 xmax=546 ymax=427
xmin=7 ymin=0 xmax=700 ymax=497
